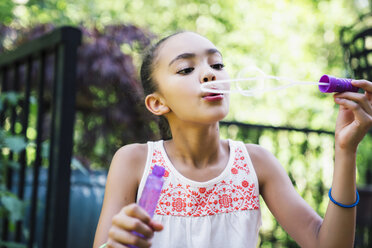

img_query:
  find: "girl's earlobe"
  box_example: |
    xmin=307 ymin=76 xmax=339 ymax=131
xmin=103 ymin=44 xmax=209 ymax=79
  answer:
xmin=145 ymin=93 xmax=170 ymax=115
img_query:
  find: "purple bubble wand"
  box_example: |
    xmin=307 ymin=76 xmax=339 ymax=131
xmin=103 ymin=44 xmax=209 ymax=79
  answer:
xmin=318 ymin=74 xmax=358 ymax=93
xmin=200 ymin=74 xmax=359 ymax=95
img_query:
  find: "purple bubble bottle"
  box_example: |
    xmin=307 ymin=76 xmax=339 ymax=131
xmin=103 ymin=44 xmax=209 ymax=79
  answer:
xmin=128 ymin=165 xmax=165 ymax=248
xmin=319 ymin=74 xmax=359 ymax=93
xmin=138 ymin=165 xmax=165 ymax=217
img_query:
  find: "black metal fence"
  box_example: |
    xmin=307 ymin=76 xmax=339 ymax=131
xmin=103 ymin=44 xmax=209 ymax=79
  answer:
xmin=0 ymin=26 xmax=81 ymax=248
xmin=341 ymin=13 xmax=372 ymax=83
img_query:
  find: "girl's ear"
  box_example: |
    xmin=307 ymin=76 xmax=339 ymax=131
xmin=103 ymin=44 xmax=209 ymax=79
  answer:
xmin=145 ymin=93 xmax=170 ymax=116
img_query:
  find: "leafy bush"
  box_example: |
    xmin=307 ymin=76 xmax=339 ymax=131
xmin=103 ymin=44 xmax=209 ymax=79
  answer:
xmin=0 ymin=92 xmax=27 ymax=248
xmin=0 ymin=24 xmax=159 ymax=169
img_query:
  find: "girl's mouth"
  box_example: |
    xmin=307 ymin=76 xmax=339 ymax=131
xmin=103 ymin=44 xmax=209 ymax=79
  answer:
xmin=202 ymin=93 xmax=224 ymax=101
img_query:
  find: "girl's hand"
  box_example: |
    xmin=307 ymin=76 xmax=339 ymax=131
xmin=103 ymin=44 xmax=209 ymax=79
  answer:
xmin=333 ymin=79 xmax=372 ymax=152
xmin=106 ymin=203 xmax=163 ymax=248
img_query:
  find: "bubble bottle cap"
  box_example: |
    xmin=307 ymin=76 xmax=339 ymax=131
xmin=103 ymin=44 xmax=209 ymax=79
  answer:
xmin=152 ymin=165 xmax=165 ymax=177
xmin=319 ymin=74 xmax=359 ymax=93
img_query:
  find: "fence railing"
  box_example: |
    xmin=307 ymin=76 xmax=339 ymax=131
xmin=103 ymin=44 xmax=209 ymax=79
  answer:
xmin=0 ymin=26 xmax=81 ymax=248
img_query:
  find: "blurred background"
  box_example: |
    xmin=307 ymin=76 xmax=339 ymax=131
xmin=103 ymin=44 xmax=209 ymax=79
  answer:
xmin=1 ymin=0 xmax=372 ymax=247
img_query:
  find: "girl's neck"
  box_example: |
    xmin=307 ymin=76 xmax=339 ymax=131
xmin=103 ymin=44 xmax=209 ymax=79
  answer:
xmin=164 ymin=122 xmax=227 ymax=169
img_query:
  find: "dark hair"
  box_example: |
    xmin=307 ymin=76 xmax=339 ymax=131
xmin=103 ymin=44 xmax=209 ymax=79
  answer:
xmin=140 ymin=32 xmax=184 ymax=140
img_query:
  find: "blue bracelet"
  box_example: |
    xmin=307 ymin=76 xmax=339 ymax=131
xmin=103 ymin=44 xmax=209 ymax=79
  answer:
xmin=328 ymin=188 xmax=359 ymax=208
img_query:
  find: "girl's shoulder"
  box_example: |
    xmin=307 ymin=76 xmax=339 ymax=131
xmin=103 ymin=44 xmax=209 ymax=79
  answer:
xmin=244 ymin=143 xmax=277 ymax=163
xmin=109 ymin=143 xmax=149 ymax=186
xmin=114 ymin=143 xmax=148 ymax=162
xmin=243 ymin=143 xmax=284 ymax=188
xmin=100 ymin=143 xmax=150 ymax=227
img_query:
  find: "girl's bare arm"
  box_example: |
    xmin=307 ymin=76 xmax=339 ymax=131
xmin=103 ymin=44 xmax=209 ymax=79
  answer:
xmin=249 ymin=144 xmax=323 ymax=248
xmin=249 ymin=79 xmax=372 ymax=248
xmin=93 ymin=143 xmax=162 ymax=248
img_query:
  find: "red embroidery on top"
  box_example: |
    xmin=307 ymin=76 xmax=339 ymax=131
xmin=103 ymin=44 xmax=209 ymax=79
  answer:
xmin=148 ymin=144 xmax=260 ymax=217
xmin=199 ymin=187 xmax=206 ymax=193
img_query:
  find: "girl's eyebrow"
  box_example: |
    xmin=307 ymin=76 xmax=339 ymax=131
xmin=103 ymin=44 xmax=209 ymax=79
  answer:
xmin=168 ymin=48 xmax=222 ymax=66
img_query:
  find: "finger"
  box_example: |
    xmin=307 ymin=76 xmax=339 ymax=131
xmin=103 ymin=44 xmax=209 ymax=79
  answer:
xmin=112 ymin=214 xmax=154 ymax=239
xmin=106 ymin=239 xmax=128 ymax=248
xmin=334 ymin=97 xmax=372 ymax=129
xmin=148 ymin=220 xmax=164 ymax=232
xmin=334 ymin=92 xmax=372 ymax=116
xmin=108 ymin=226 xmax=152 ymax=248
xmin=123 ymin=204 xmax=151 ymax=224
xmin=352 ymin=80 xmax=372 ymax=94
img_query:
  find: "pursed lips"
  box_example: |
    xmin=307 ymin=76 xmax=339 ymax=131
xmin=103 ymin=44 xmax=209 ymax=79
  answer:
xmin=202 ymin=92 xmax=224 ymax=101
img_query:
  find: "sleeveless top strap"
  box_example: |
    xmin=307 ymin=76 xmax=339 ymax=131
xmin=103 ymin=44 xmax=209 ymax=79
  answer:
xmin=236 ymin=140 xmax=260 ymax=195
xmin=136 ymin=141 xmax=155 ymax=202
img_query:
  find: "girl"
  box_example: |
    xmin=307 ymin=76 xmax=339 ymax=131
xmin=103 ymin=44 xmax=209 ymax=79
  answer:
xmin=93 ymin=31 xmax=372 ymax=248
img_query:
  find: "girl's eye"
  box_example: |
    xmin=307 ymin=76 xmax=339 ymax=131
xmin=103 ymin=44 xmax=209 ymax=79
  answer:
xmin=177 ymin=67 xmax=194 ymax=75
xmin=211 ymin=63 xmax=225 ymax=70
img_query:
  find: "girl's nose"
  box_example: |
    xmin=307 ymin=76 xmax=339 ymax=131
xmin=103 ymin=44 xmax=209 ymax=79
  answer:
xmin=201 ymin=72 xmax=216 ymax=83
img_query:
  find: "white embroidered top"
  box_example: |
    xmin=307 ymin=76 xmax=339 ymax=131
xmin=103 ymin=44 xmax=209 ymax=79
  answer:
xmin=136 ymin=140 xmax=262 ymax=248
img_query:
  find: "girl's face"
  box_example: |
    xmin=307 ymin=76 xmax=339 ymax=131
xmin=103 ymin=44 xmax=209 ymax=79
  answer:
xmin=152 ymin=32 xmax=230 ymax=125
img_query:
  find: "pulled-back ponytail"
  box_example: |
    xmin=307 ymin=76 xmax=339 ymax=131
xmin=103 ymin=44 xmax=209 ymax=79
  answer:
xmin=140 ymin=32 xmax=184 ymax=140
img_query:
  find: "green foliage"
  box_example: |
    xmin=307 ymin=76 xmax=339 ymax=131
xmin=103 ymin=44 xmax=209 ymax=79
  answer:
xmin=0 ymin=0 xmax=15 ymax=25
xmin=0 ymin=92 xmax=27 ymax=248
xmin=6 ymin=0 xmax=370 ymax=169
xmin=356 ymin=134 xmax=372 ymax=185
xmin=1 ymin=194 xmax=24 ymax=222
xmin=3 ymin=136 xmax=28 ymax=154
xmin=0 ymin=240 xmax=26 ymax=248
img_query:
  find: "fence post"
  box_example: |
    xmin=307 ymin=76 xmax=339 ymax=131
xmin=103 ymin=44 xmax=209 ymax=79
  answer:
xmin=42 ymin=27 xmax=81 ymax=248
